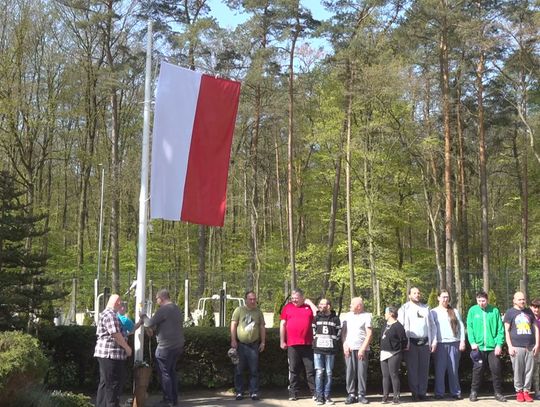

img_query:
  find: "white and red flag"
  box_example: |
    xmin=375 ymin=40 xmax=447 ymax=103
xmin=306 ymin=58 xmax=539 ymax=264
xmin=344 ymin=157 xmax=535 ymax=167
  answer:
xmin=150 ymin=62 xmax=241 ymax=227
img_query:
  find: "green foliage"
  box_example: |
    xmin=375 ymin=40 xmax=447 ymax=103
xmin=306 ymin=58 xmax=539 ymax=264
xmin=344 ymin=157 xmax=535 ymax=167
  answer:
xmin=489 ymin=289 xmax=499 ymax=310
xmin=49 ymin=391 xmax=93 ymax=407
xmin=198 ymin=310 xmax=216 ymax=327
xmin=35 ymin=324 xmax=517 ymax=393
xmin=4 ymin=384 xmax=51 ymax=407
xmin=0 ymin=331 xmax=48 ymax=399
xmin=273 ymin=290 xmax=286 ymax=328
xmin=0 ymin=171 xmax=61 ymax=331
xmin=462 ymin=290 xmax=474 ymax=315
xmin=38 ymin=325 xmax=97 ymax=390
xmin=0 ymin=0 xmax=538 ymax=357
xmin=427 ymin=288 xmax=438 ymax=309
xmin=4 ymin=386 xmax=92 ymax=407
xmin=225 ymin=299 xmax=236 ymax=328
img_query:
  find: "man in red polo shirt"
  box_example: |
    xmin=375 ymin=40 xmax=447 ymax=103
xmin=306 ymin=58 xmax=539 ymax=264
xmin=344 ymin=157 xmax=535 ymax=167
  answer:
xmin=280 ymin=288 xmax=317 ymax=401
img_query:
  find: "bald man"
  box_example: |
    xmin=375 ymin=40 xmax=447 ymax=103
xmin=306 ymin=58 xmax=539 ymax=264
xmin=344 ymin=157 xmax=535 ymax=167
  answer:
xmin=504 ymin=292 xmax=540 ymax=402
xmin=342 ymin=297 xmax=372 ymax=404
xmin=94 ymin=294 xmax=132 ymax=407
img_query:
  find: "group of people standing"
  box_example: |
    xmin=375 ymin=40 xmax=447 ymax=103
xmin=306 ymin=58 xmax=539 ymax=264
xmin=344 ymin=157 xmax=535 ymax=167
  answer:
xmin=230 ymin=289 xmax=379 ymax=405
xmin=94 ymin=289 xmax=184 ymax=407
xmin=93 ymin=285 xmax=540 ymax=406
xmin=231 ymin=287 xmax=540 ymax=405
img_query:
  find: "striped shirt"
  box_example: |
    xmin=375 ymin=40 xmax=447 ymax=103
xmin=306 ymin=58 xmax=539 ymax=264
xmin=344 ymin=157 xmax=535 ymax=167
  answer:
xmin=94 ymin=308 xmax=127 ymax=360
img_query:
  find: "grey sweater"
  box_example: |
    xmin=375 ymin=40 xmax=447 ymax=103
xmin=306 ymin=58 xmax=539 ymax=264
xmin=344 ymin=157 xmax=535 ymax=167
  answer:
xmin=146 ymin=303 xmax=184 ymax=350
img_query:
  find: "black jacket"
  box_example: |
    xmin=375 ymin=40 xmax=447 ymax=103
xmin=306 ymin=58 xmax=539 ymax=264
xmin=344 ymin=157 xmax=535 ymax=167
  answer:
xmin=380 ymin=321 xmax=408 ymax=352
xmin=312 ymin=311 xmax=341 ymax=355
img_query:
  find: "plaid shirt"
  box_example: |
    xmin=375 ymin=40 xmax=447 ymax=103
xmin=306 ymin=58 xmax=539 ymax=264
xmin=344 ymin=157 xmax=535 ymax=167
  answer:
xmin=94 ymin=307 xmax=127 ymax=360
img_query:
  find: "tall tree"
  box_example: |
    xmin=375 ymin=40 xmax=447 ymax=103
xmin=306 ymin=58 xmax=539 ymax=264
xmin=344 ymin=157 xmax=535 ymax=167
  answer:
xmin=0 ymin=171 xmax=60 ymax=332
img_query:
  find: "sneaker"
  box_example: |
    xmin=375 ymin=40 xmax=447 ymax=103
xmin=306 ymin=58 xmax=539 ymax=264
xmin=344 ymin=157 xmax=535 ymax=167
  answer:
xmin=517 ymin=391 xmax=525 ymax=403
xmin=469 ymin=392 xmax=478 ymax=402
xmin=289 ymin=393 xmax=298 ymax=401
xmin=495 ymin=393 xmax=507 ymax=402
xmin=251 ymin=393 xmax=260 ymax=401
xmin=358 ymin=396 xmax=369 ymax=404
xmin=325 ymin=398 xmax=335 ymax=405
xmin=345 ymin=394 xmax=357 ymax=404
xmin=316 ymin=397 xmax=325 ymax=405
xmin=453 ymin=394 xmax=463 ymax=400
xmin=392 ymin=396 xmax=400 ymax=404
xmin=523 ymin=392 xmax=533 ymax=402
xmin=382 ymin=396 xmax=389 ymax=404
xmin=235 ymin=393 xmax=243 ymax=401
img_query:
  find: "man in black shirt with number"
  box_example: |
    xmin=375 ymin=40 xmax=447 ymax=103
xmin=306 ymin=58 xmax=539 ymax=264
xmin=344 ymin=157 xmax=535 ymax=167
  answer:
xmin=312 ymin=298 xmax=341 ymax=405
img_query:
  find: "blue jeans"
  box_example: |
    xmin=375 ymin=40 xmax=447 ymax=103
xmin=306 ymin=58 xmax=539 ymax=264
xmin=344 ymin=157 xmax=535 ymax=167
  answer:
xmin=155 ymin=346 xmax=183 ymax=405
xmin=314 ymin=353 xmax=335 ymax=398
xmin=235 ymin=342 xmax=260 ymax=394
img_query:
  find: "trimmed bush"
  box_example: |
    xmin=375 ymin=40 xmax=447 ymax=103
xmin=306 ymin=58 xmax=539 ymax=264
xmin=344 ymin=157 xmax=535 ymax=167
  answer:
xmin=37 ymin=324 xmax=514 ymax=393
xmin=0 ymin=331 xmax=49 ymax=400
xmin=49 ymin=390 xmax=93 ymax=407
xmin=2 ymin=385 xmax=92 ymax=407
xmin=38 ymin=325 xmax=97 ymax=390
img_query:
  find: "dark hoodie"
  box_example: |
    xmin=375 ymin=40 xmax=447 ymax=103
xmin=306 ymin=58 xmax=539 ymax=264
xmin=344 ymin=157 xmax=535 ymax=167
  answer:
xmin=312 ymin=310 xmax=342 ymax=355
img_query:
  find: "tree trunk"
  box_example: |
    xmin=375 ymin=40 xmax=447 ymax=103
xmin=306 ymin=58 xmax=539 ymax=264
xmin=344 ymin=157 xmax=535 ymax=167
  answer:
xmin=477 ymin=51 xmax=490 ymax=292
xmin=287 ymin=5 xmax=300 ymax=291
xmin=323 ymin=129 xmax=343 ymax=296
xmin=364 ymin=141 xmax=377 ymax=314
xmin=197 ymin=225 xmax=207 ymax=297
xmin=455 ymin=60 xmax=470 ymax=285
xmin=512 ymin=129 xmax=528 ymax=298
xmin=439 ymin=3 xmax=453 ymax=293
xmin=274 ymin=132 xmax=287 ymax=267
xmin=345 ymin=63 xmax=355 ymax=299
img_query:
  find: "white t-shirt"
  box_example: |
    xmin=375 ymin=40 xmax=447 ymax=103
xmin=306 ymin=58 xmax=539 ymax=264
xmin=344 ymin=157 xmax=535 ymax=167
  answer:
xmin=343 ymin=312 xmax=372 ymax=350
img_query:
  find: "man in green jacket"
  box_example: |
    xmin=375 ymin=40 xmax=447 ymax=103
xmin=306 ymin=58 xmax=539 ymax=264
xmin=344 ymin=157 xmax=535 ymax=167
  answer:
xmin=466 ymin=290 xmax=506 ymax=403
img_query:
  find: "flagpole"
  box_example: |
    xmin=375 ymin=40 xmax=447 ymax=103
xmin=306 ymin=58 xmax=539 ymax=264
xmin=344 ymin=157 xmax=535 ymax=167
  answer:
xmin=134 ymin=20 xmax=153 ymax=363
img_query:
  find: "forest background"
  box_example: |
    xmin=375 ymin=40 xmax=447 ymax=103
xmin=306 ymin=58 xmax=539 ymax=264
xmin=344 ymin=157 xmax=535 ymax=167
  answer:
xmin=0 ymin=0 xmax=538 ymax=331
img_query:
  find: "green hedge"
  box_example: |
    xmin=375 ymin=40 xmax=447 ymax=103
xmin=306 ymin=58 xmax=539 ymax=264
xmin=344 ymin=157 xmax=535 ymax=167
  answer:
xmin=0 ymin=331 xmax=49 ymax=400
xmin=37 ymin=325 xmax=513 ymax=393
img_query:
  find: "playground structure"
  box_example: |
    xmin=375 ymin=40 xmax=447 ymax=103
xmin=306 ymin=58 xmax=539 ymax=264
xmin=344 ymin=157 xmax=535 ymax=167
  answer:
xmin=191 ymin=292 xmax=245 ymax=327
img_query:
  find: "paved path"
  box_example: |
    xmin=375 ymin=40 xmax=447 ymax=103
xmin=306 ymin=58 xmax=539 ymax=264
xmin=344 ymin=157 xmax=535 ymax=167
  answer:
xmin=130 ymin=390 xmax=520 ymax=407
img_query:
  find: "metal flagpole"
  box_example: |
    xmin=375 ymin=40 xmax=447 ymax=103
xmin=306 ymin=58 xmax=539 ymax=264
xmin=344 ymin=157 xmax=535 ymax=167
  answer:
xmin=134 ymin=20 xmax=153 ymax=363
xmin=94 ymin=165 xmax=105 ymax=325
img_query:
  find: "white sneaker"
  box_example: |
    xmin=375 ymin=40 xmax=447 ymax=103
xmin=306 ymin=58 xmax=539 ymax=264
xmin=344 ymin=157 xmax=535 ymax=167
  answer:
xmin=325 ymin=398 xmax=335 ymax=405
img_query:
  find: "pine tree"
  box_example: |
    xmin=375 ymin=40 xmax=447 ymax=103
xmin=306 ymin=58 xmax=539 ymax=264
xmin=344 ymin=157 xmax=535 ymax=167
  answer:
xmin=0 ymin=171 xmax=61 ymax=332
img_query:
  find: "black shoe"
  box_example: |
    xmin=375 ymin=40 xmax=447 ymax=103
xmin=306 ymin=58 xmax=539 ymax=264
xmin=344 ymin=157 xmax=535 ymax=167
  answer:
xmin=358 ymin=396 xmax=369 ymax=404
xmin=393 ymin=396 xmax=400 ymax=404
xmin=345 ymin=394 xmax=357 ymax=404
xmin=411 ymin=394 xmax=417 ymax=401
xmin=288 ymin=392 xmax=297 ymax=401
xmin=495 ymin=393 xmax=507 ymax=402
xmin=434 ymin=395 xmax=444 ymax=400
xmin=453 ymin=394 xmax=463 ymax=400
xmin=469 ymin=392 xmax=478 ymax=402
xmin=382 ymin=396 xmax=389 ymax=404
xmin=418 ymin=395 xmax=428 ymax=401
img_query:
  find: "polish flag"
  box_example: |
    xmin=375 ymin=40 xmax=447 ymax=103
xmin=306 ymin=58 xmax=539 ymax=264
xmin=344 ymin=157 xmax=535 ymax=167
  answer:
xmin=150 ymin=62 xmax=241 ymax=227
